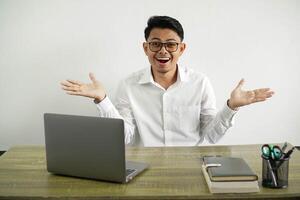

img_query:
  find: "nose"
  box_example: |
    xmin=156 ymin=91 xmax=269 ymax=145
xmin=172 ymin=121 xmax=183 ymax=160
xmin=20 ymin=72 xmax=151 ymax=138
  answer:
xmin=158 ymin=44 xmax=168 ymax=54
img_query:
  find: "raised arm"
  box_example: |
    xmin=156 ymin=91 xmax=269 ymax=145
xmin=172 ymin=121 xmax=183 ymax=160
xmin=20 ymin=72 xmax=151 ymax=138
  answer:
xmin=61 ymin=73 xmax=137 ymax=145
xmin=201 ymin=78 xmax=274 ymax=144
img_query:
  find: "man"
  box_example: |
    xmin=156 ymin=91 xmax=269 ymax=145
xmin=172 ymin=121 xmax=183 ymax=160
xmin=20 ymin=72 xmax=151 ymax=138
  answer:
xmin=61 ymin=16 xmax=274 ymax=147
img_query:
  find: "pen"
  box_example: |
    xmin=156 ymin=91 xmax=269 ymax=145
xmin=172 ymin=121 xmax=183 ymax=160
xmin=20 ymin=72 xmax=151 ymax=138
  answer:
xmin=281 ymin=142 xmax=288 ymax=153
xmin=276 ymin=146 xmax=295 ymax=170
xmin=283 ymin=147 xmax=295 ymax=159
xmin=267 ymin=159 xmax=277 ymax=187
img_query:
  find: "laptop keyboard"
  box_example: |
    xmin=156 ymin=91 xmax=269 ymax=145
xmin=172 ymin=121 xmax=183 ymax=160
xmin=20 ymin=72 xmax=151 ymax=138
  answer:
xmin=126 ymin=168 xmax=136 ymax=176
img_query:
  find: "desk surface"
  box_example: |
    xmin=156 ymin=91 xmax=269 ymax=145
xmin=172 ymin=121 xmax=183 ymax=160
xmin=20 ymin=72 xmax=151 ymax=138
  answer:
xmin=0 ymin=144 xmax=299 ymax=200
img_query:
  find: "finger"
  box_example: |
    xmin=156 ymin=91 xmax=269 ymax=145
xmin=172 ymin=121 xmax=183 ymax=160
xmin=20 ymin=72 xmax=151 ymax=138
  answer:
xmin=61 ymin=86 xmax=69 ymax=91
xmin=67 ymin=79 xmax=83 ymax=86
xmin=254 ymin=89 xmax=274 ymax=98
xmin=61 ymin=85 xmax=79 ymax=92
xmin=254 ymin=88 xmax=271 ymax=93
xmin=264 ymin=92 xmax=274 ymax=98
xmin=253 ymin=91 xmax=274 ymax=101
xmin=235 ymin=78 xmax=245 ymax=90
xmin=60 ymin=80 xmax=74 ymax=87
xmin=253 ymin=98 xmax=267 ymax=103
xmin=254 ymin=94 xmax=272 ymax=99
xmin=265 ymin=90 xmax=274 ymax=96
xmin=89 ymin=73 xmax=97 ymax=83
xmin=66 ymin=91 xmax=83 ymax=96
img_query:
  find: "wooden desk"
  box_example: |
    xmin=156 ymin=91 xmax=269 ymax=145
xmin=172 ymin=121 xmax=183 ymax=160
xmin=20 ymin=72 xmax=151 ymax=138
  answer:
xmin=0 ymin=144 xmax=299 ymax=200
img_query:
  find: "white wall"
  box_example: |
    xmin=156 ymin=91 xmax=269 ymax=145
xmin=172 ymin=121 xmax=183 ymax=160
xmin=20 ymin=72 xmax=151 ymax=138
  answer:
xmin=0 ymin=0 xmax=299 ymax=150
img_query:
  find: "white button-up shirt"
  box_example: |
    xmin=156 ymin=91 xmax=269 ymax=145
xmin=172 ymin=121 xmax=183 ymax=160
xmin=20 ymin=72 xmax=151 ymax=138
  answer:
xmin=96 ymin=66 xmax=237 ymax=147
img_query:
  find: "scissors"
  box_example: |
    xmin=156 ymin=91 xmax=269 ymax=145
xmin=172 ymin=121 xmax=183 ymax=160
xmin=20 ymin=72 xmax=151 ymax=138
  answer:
xmin=261 ymin=144 xmax=283 ymax=160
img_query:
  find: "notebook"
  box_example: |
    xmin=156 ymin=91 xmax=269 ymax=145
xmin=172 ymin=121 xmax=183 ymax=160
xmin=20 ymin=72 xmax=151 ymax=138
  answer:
xmin=201 ymin=164 xmax=259 ymax=193
xmin=44 ymin=113 xmax=149 ymax=183
xmin=203 ymin=156 xmax=258 ymax=181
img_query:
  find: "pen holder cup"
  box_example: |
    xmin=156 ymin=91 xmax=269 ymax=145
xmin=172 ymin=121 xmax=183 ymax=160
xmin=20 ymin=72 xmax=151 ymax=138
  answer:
xmin=262 ymin=156 xmax=289 ymax=188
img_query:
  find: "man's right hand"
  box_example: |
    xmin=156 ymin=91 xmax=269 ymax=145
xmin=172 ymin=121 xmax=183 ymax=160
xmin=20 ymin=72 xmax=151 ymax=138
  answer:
xmin=61 ymin=73 xmax=106 ymax=102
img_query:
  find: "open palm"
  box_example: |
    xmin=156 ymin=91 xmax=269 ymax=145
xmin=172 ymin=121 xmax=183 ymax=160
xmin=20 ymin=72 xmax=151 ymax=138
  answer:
xmin=61 ymin=73 xmax=106 ymax=102
xmin=228 ymin=79 xmax=274 ymax=110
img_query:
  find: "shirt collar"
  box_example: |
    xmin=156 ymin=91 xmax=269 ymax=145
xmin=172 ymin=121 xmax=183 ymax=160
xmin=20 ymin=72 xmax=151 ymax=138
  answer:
xmin=177 ymin=65 xmax=189 ymax=82
xmin=138 ymin=67 xmax=154 ymax=84
xmin=138 ymin=65 xmax=189 ymax=84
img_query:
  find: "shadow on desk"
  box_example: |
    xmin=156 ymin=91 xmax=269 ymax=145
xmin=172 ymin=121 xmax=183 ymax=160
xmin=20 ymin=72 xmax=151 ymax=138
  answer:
xmin=0 ymin=151 xmax=6 ymax=156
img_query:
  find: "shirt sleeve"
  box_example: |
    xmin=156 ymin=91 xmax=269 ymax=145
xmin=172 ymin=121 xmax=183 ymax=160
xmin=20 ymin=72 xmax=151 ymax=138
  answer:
xmin=95 ymin=80 xmax=137 ymax=145
xmin=200 ymin=78 xmax=238 ymax=144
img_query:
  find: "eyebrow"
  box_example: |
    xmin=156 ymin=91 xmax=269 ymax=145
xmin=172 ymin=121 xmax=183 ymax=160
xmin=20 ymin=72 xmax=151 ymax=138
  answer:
xmin=149 ymin=38 xmax=177 ymax=42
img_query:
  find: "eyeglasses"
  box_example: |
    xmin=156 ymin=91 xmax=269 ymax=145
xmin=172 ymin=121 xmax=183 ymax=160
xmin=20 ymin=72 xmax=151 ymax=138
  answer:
xmin=148 ymin=41 xmax=180 ymax=52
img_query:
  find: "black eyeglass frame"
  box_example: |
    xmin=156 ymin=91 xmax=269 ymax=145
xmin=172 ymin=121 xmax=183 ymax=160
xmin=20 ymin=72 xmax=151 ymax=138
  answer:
xmin=147 ymin=41 xmax=180 ymax=53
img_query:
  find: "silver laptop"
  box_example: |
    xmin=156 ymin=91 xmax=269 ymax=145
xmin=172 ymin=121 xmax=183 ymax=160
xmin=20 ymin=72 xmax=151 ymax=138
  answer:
xmin=44 ymin=113 xmax=148 ymax=183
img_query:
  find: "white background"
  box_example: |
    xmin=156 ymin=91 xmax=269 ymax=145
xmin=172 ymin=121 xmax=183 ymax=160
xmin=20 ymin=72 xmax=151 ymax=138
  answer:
xmin=0 ymin=0 xmax=299 ymax=150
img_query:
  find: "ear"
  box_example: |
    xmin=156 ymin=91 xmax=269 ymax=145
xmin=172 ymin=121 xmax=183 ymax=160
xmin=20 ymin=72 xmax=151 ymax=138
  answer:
xmin=178 ymin=43 xmax=186 ymax=56
xmin=143 ymin=42 xmax=149 ymax=55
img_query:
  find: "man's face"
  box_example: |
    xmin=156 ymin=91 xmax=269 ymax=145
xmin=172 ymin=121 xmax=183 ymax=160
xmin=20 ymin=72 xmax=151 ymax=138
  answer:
xmin=143 ymin=28 xmax=186 ymax=75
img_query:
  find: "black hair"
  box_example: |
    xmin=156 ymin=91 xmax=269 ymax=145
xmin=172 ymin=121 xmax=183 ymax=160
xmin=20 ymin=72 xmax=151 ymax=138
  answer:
xmin=144 ymin=16 xmax=184 ymax=41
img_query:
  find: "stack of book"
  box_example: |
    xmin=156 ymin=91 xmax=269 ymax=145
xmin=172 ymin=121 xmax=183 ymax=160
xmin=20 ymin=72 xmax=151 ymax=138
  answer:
xmin=201 ymin=156 xmax=259 ymax=193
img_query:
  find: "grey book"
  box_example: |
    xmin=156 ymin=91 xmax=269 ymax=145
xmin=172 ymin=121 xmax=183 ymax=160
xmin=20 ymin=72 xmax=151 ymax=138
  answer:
xmin=203 ymin=156 xmax=258 ymax=182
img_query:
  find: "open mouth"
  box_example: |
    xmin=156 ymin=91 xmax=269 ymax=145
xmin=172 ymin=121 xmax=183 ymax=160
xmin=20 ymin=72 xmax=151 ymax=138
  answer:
xmin=156 ymin=57 xmax=171 ymax=64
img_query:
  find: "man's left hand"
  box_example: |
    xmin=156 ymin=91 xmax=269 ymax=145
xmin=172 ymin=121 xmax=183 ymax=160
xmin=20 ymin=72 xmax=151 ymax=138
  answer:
xmin=228 ymin=79 xmax=274 ymax=110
